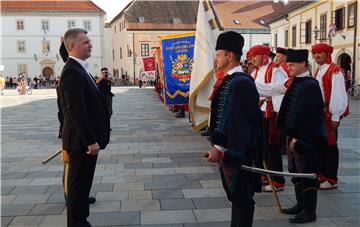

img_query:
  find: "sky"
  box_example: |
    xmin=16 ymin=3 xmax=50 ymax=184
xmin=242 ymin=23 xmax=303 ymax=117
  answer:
xmin=91 ymin=0 xmax=133 ymax=22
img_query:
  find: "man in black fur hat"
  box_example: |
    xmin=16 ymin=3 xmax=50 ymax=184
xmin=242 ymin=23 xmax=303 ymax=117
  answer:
xmin=278 ymin=49 xmax=327 ymax=224
xmin=206 ymin=31 xmax=262 ymax=227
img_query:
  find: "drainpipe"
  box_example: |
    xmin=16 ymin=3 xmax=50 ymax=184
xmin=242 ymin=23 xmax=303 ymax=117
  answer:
xmin=352 ymin=1 xmax=357 ymax=82
xmin=133 ymin=33 xmax=136 ymax=85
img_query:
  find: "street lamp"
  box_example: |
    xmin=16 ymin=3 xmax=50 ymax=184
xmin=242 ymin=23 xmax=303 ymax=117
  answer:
xmin=313 ymin=26 xmax=320 ymax=40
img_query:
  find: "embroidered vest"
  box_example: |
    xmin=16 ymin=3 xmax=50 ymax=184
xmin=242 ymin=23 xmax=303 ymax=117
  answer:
xmin=314 ymin=63 xmax=349 ymax=121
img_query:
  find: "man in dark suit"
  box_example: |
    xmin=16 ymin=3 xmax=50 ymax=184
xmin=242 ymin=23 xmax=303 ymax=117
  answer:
xmin=59 ymin=28 xmax=110 ymax=227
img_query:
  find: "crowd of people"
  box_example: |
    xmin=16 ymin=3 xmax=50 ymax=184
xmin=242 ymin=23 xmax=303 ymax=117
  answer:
xmin=49 ymin=27 xmax=350 ymax=227
xmin=203 ymin=31 xmax=348 ymax=226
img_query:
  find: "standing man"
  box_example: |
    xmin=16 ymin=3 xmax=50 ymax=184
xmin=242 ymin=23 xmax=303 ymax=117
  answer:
xmin=207 ymin=31 xmax=262 ymax=227
xmin=96 ymin=67 xmax=114 ymax=121
xmin=248 ymin=45 xmax=288 ymax=192
xmin=59 ymin=28 xmax=110 ymax=227
xmin=278 ymin=49 xmax=327 ymax=223
xmin=311 ymin=43 xmax=348 ymax=190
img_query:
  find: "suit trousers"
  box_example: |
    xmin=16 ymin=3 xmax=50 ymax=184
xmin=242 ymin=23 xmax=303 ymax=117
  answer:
xmin=67 ymin=150 xmax=98 ymax=227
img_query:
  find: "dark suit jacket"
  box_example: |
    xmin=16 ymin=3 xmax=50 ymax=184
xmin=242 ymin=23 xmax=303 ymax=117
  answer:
xmin=59 ymin=58 xmax=110 ymax=151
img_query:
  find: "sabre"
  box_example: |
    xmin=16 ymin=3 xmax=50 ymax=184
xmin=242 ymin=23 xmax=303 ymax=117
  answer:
xmin=202 ymin=153 xmax=317 ymax=179
xmin=241 ymin=165 xmax=317 ymax=179
xmin=42 ymin=149 xmax=62 ymax=164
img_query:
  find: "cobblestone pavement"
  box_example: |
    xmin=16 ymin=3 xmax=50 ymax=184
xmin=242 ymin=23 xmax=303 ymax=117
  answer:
xmin=1 ymin=87 xmax=359 ymax=227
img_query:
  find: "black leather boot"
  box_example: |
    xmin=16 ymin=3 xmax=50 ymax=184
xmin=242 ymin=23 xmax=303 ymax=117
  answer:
xmin=231 ymin=205 xmax=254 ymax=227
xmin=290 ymin=188 xmax=317 ymax=223
xmin=282 ymin=183 xmax=303 ymax=214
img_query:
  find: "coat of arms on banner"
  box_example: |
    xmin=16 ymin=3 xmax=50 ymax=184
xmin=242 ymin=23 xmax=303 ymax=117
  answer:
xmin=172 ymin=54 xmax=193 ymax=83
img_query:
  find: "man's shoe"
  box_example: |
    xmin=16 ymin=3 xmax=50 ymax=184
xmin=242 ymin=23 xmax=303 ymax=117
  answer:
xmin=319 ymin=181 xmax=338 ymax=190
xmin=175 ymin=112 xmax=185 ymax=118
xmin=282 ymin=203 xmax=303 ymax=215
xmin=289 ymin=210 xmax=316 ymax=223
xmin=263 ymin=184 xmax=284 ymax=192
xmin=88 ymin=197 xmax=96 ymax=204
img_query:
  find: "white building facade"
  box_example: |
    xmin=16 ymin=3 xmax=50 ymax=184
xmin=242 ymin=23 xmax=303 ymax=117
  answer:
xmin=0 ymin=1 xmax=105 ymax=79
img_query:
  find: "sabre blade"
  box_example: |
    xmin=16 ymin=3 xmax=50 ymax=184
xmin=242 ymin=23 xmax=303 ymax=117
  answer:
xmin=241 ymin=165 xmax=317 ymax=179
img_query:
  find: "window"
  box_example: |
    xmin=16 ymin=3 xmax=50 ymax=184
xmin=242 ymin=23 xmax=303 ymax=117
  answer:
xmin=17 ymin=64 xmax=27 ymax=75
xmin=172 ymin=18 xmax=181 ymax=24
xmin=292 ymin=25 xmax=296 ymax=47
xmin=348 ymin=3 xmax=356 ymax=28
xmin=17 ymin=40 xmax=26 ymax=52
xmin=120 ymin=47 xmax=122 ymax=59
xmin=112 ymin=49 xmax=115 ymax=60
xmin=16 ymin=20 xmax=24 ymax=30
xmin=138 ymin=16 xmax=145 ymax=23
xmin=284 ymin=30 xmax=288 ymax=47
xmin=42 ymin=40 xmax=50 ymax=54
xmin=305 ymin=20 xmax=312 ymax=43
xmin=141 ymin=43 xmax=149 ymax=57
xmin=41 ymin=20 xmax=49 ymax=31
xmin=320 ymin=14 xmax=327 ymax=40
xmin=233 ymin=19 xmax=241 ymax=25
xmin=67 ymin=20 xmax=76 ymax=29
xmin=332 ymin=7 xmax=345 ymax=30
xmin=84 ymin=20 xmax=91 ymax=31
xmin=114 ymin=25 xmax=116 ymax=34
xmin=119 ymin=23 xmax=121 ymax=31
xmin=127 ymin=45 xmax=131 ymax=57
xmin=274 ymin=33 xmax=278 ymax=48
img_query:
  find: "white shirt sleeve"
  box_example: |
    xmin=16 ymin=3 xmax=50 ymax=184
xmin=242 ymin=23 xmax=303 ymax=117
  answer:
xmin=256 ymin=81 xmax=286 ymax=97
xmin=271 ymin=67 xmax=288 ymax=112
xmin=329 ymin=72 xmax=348 ymax=121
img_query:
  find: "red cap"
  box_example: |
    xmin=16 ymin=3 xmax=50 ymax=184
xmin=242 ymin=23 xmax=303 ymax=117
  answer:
xmin=248 ymin=45 xmax=270 ymax=58
xmin=311 ymin=43 xmax=333 ymax=54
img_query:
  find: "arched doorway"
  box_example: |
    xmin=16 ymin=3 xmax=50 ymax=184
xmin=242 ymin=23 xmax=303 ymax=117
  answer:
xmin=338 ymin=53 xmax=352 ymax=74
xmin=42 ymin=66 xmax=54 ymax=78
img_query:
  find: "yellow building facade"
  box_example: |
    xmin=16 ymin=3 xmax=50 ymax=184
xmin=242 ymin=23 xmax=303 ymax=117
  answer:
xmin=270 ymin=0 xmax=358 ymax=83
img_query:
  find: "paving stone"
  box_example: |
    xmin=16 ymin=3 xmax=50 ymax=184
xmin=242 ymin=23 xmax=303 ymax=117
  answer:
xmin=166 ymin=180 xmax=202 ymax=189
xmin=329 ymin=216 xmax=360 ymax=227
xmin=142 ymin=157 xmax=172 ymax=163
xmin=192 ymin=197 xmax=231 ymax=209
xmin=29 ymin=177 xmax=62 ymax=186
xmin=29 ymin=203 xmax=65 ymax=215
xmin=141 ymin=210 xmax=196 ymax=225
xmin=121 ymin=199 xmax=160 ymax=212
xmin=2 ymin=172 xmax=28 ymax=179
xmin=90 ymin=183 xmax=114 ymax=193
xmin=124 ymin=174 xmax=152 ymax=183
xmin=46 ymin=193 xmax=66 ymax=203
xmin=182 ymin=188 xmax=226 ymax=198
xmin=1 ymin=204 xmax=34 ymax=216
xmin=90 ymin=200 xmax=121 ymax=213
xmin=13 ymin=194 xmax=50 ymax=204
xmin=88 ymin=211 xmax=140 ymax=226
xmin=1 ymin=217 xmax=14 ymax=227
xmin=1 ymin=186 xmax=15 ymax=195
xmin=96 ymin=191 xmax=129 ymax=201
xmin=10 ymin=185 xmax=49 ymax=195
xmin=160 ymin=198 xmax=195 ymax=210
xmin=25 ymin=171 xmax=60 ymax=178
xmin=114 ymin=182 xmax=144 ymax=191
xmin=193 ymin=208 xmax=231 ymax=222
xmin=252 ymin=219 xmax=295 ymax=227
xmin=8 ymin=215 xmax=44 ymax=227
xmin=45 ymin=185 xmax=64 ymax=194
xmin=152 ymin=190 xmax=184 ymax=199
xmin=125 ymin=163 xmax=153 ymax=169
xmin=101 ymin=175 xmax=125 ymax=184
xmin=38 ymin=214 xmax=67 ymax=227
xmin=153 ymin=174 xmax=187 ymax=182
xmin=2 ymin=179 xmax=32 ymax=187
xmin=144 ymin=180 xmax=168 ymax=190
xmin=1 ymin=195 xmax=16 ymax=205
xmin=199 ymin=180 xmax=223 ymax=188
xmin=129 ymin=190 xmax=152 ymax=200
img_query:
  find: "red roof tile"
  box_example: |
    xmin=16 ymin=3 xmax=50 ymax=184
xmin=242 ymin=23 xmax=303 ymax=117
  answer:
xmin=1 ymin=0 xmax=105 ymax=14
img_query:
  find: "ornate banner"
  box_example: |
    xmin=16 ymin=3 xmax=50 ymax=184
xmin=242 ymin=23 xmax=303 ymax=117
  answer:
xmin=160 ymin=32 xmax=195 ymax=105
xmin=143 ymin=57 xmax=156 ymax=72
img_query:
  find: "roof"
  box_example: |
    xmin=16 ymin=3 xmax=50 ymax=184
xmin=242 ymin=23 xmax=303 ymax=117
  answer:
xmin=212 ymin=1 xmax=286 ymax=30
xmin=266 ymin=1 xmax=314 ymax=24
xmin=110 ymin=0 xmax=198 ymax=31
xmin=1 ymin=0 xmax=105 ymax=14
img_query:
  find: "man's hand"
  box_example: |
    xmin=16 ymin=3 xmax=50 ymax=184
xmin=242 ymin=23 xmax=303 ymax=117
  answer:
xmin=330 ymin=120 xmax=340 ymax=129
xmin=207 ymin=146 xmax=221 ymax=163
xmin=87 ymin=143 xmax=100 ymax=155
xmin=289 ymin=138 xmax=297 ymax=153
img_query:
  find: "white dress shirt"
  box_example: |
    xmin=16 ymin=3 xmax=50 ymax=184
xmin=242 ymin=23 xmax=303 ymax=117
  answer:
xmin=315 ymin=63 xmax=348 ymax=121
xmin=69 ymin=56 xmax=99 ymax=90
